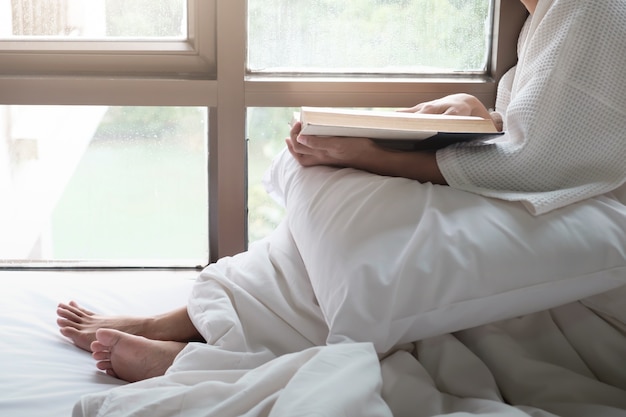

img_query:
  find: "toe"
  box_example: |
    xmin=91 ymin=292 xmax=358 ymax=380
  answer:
xmin=91 ymin=340 xmax=108 ymax=353
xmin=57 ymin=317 xmax=77 ymax=329
xmin=69 ymin=301 xmax=95 ymax=316
xmin=96 ymin=360 xmax=112 ymax=371
xmin=95 ymin=328 xmax=123 ymax=347
xmin=57 ymin=306 xmax=83 ymax=322
xmin=92 ymin=350 xmax=111 ymax=361
xmin=95 ymin=360 xmax=119 ymax=379
xmin=59 ymin=325 xmax=74 ymax=337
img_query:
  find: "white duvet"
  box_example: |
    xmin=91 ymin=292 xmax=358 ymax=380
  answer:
xmin=70 ymin=246 xmax=626 ymax=417
xmin=73 ymin=238 xmax=626 ymax=416
xmin=72 ymin=145 xmax=626 ymax=416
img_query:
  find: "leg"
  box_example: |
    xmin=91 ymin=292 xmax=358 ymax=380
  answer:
xmin=57 ymin=302 xmax=203 ymax=352
xmin=91 ymin=328 xmax=186 ymax=382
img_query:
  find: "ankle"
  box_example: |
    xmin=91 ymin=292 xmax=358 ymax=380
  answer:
xmin=139 ymin=316 xmax=160 ymax=340
xmin=150 ymin=310 xmax=200 ymax=343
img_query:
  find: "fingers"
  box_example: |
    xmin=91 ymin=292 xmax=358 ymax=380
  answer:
xmin=287 ymin=129 xmax=323 ymax=154
xmin=400 ymin=101 xmax=448 ymax=115
xmin=403 ymin=93 xmax=481 ymax=116
xmin=443 ymin=107 xmax=462 ymax=115
xmin=286 ymin=136 xmax=319 ymax=167
xmin=285 ymin=135 xmax=305 ymax=156
xmin=416 ymin=101 xmax=461 ymax=115
xmin=395 ymin=105 xmax=419 ymax=113
xmin=289 ymin=121 xmax=300 ymax=138
xmin=288 ymin=120 xmax=340 ymax=155
xmin=286 ymin=127 xmax=375 ymax=169
xmin=287 ymin=121 xmax=321 ymax=165
xmin=285 ymin=137 xmax=303 ymax=161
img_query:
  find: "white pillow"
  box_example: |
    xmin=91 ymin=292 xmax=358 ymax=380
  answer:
xmin=264 ymin=149 xmax=626 ymax=353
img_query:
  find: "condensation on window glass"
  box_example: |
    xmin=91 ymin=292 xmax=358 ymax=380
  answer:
xmin=0 ymin=0 xmax=186 ymax=39
xmin=0 ymin=105 xmax=208 ymax=265
xmin=247 ymin=0 xmax=492 ymax=74
xmin=246 ymin=107 xmax=292 ymax=244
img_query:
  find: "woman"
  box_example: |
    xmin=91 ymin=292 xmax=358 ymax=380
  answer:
xmin=57 ymin=0 xmax=626 ymax=384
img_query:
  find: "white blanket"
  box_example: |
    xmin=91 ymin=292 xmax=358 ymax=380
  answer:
xmin=73 ymin=216 xmax=626 ymax=416
xmin=75 ymin=223 xmax=393 ymax=417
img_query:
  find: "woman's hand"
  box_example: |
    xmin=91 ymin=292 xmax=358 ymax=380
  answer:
xmin=285 ymin=122 xmax=447 ymax=185
xmin=286 ymin=122 xmax=378 ymax=169
xmin=399 ymin=93 xmax=502 ymax=131
xmin=400 ymin=93 xmax=491 ymax=117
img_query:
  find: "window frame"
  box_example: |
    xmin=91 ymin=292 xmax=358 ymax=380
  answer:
xmin=0 ymin=0 xmax=528 ymax=268
xmin=0 ymin=0 xmax=216 ymax=79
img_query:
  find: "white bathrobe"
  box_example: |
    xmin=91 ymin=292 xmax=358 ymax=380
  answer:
xmin=437 ymin=0 xmax=626 ymax=215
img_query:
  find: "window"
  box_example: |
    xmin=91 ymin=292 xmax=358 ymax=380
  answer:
xmin=4 ymin=0 xmax=186 ymax=39
xmin=0 ymin=0 xmax=216 ymax=267
xmin=247 ymin=0 xmax=492 ymax=74
xmin=246 ymin=107 xmax=292 ymax=243
xmin=0 ymin=0 xmax=527 ymax=268
xmin=0 ymin=0 xmax=215 ymax=78
xmin=0 ymin=105 xmax=208 ymax=266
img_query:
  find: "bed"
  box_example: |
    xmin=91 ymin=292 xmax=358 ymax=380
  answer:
xmin=2 ymin=149 xmax=626 ymax=417
xmin=0 ymin=270 xmax=197 ymax=417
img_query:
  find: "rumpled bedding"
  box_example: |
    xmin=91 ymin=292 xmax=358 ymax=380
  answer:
xmin=74 ymin=149 xmax=626 ymax=416
xmin=74 ymin=228 xmax=626 ymax=417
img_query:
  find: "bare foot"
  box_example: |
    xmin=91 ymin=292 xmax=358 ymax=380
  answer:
xmin=57 ymin=301 xmax=152 ymax=352
xmin=91 ymin=328 xmax=186 ymax=382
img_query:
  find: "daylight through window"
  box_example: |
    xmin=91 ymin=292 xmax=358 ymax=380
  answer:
xmin=1 ymin=0 xmax=186 ymax=39
xmin=247 ymin=0 xmax=493 ymax=74
xmin=0 ymin=105 xmax=208 ymax=266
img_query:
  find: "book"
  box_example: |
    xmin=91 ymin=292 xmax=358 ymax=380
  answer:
xmin=295 ymin=106 xmax=503 ymax=150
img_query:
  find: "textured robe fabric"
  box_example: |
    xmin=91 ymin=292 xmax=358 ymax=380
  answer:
xmin=437 ymin=0 xmax=626 ymax=215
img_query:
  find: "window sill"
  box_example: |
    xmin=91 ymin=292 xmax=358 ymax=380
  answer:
xmin=245 ymin=75 xmax=498 ymax=108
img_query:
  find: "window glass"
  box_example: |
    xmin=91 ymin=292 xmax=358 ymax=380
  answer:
xmin=1 ymin=0 xmax=186 ymax=39
xmin=0 ymin=105 xmax=208 ymax=266
xmin=246 ymin=107 xmax=291 ymax=243
xmin=247 ymin=0 xmax=492 ymax=74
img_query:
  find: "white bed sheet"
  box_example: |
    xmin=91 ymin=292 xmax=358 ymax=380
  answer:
xmin=0 ymin=270 xmax=196 ymax=417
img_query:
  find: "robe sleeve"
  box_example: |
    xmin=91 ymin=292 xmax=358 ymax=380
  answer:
xmin=436 ymin=0 xmax=626 ymax=215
